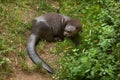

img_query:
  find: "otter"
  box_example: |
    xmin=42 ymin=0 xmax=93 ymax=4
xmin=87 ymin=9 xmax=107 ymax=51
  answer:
xmin=27 ymin=13 xmax=82 ymax=74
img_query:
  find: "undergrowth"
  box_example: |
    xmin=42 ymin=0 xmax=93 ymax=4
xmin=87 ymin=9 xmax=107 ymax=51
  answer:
xmin=53 ymin=0 xmax=120 ymax=80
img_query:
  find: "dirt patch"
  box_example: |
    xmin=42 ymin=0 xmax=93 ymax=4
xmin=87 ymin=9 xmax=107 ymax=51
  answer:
xmin=9 ymin=43 xmax=59 ymax=80
xmin=12 ymin=70 xmax=52 ymax=80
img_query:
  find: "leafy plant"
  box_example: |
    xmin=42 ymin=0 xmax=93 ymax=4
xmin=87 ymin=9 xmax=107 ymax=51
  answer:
xmin=55 ymin=0 xmax=120 ymax=80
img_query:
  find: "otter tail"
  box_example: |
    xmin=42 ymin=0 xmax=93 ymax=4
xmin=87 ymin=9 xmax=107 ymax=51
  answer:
xmin=27 ymin=34 xmax=55 ymax=74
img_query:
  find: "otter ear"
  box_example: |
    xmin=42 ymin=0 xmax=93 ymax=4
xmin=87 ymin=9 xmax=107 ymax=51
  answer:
xmin=76 ymin=27 xmax=78 ymax=29
xmin=76 ymin=27 xmax=79 ymax=30
xmin=76 ymin=27 xmax=81 ymax=32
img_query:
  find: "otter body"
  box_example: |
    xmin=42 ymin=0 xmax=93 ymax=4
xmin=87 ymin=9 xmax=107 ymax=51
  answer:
xmin=27 ymin=13 xmax=82 ymax=74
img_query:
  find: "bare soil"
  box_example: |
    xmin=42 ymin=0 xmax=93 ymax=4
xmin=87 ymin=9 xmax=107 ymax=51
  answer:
xmin=12 ymin=70 xmax=52 ymax=80
xmin=9 ymin=43 xmax=59 ymax=80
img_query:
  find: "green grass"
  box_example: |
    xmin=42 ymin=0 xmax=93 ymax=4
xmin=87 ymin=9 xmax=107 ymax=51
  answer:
xmin=0 ymin=0 xmax=120 ymax=80
xmin=0 ymin=0 xmax=62 ymax=79
xmin=0 ymin=1 xmax=55 ymax=79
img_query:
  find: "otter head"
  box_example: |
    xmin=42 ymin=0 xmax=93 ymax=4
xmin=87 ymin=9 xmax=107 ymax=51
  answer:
xmin=63 ymin=19 xmax=82 ymax=38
